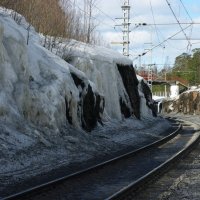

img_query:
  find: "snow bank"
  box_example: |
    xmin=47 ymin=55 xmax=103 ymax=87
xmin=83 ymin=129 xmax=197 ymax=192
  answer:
xmin=0 ymin=7 xmax=157 ymax=136
xmin=60 ymin=40 xmax=131 ymax=120
xmin=0 ymin=10 xmax=105 ymax=134
xmin=57 ymin=40 xmax=155 ymax=120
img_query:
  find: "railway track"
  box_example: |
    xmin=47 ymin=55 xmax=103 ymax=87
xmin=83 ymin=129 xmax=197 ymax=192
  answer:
xmin=1 ymin=119 xmax=200 ymax=200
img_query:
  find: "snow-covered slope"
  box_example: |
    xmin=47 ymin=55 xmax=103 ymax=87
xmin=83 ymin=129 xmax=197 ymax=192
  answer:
xmin=0 ymin=8 xmax=156 ymax=135
xmin=0 ymin=10 xmax=105 ymax=134
xmin=55 ymin=40 xmax=155 ymax=120
xmin=65 ymin=42 xmax=130 ymax=120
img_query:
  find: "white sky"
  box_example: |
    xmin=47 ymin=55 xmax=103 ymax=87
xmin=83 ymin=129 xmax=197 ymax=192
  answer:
xmin=74 ymin=0 xmax=200 ymax=69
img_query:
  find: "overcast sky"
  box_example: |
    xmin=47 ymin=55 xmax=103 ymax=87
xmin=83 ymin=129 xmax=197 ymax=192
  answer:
xmin=75 ymin=0 xmax=200 ymax=69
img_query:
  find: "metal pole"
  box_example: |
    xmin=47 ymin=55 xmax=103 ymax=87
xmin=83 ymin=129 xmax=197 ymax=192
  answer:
xmin=121 ymin=0 xmax=130 ymax=57
xmin=165 ymin=72 xmax=167 ymax=97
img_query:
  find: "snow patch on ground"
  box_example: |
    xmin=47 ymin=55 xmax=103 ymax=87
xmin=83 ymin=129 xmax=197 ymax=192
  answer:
xmin=0 ymin=116 xmax=171 ymax=193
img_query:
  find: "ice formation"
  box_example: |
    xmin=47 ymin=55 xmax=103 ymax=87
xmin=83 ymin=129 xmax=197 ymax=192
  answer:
xmin=0 ymin=9 xmax=155 ymax=135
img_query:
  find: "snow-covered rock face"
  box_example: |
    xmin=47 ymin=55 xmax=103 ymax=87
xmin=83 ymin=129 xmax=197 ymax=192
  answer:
xmin=62 ymin=41 xmax=155 ymax=120
xmin=139 ymin=79 xmax=157 ymax=117
xmin=63 ymin=44 xmax=130 ymax=120
xmin=117 ymin=64 xmax=140 ymax=119
xmin=0 ymin=13 xmax=104 ymax=133
xmin=0 ymin=18 xmax=28 ymax=122
xmin=162 ymin=89 xmax=200 ymax=115
xmin=69 ymin=72 xmax=104 ymax=131
xmin=0 ymin=9 xmax=156 ymax=135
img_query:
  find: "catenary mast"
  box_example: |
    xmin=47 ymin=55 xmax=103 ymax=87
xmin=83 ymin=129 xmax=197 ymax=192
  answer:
xmin=121 ymin=0 xmax=131 ymax=57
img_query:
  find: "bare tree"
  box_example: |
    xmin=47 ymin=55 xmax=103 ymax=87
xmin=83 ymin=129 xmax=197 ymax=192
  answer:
xmin=0 ymin=0 xmax=104 ymax=46
xmin=83 ymin=0 xmax=99 ymax=44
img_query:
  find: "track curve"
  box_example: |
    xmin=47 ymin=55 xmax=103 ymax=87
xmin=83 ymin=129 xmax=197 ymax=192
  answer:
xmin=2 ymin=120 xmax=199 ymax=200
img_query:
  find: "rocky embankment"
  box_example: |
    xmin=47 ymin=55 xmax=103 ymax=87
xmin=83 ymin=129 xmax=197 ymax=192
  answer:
xmin=162 ymin=89 xmax=200 ymax=115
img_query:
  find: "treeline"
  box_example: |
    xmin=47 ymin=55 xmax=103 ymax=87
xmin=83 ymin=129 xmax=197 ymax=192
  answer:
xmin=0 ymin=0 xmax=101 ymax=44
xmin=171 ymin=48 xmax=200 ymax=86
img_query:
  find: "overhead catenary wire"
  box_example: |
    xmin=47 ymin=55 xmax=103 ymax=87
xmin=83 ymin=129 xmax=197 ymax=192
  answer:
xmin=133 ymin=24 xmax=192 ymax=61
xmin=93 ymin=3 xmax=124 ymax=31
xmin=130 ymin=22 xmax=196 ymax=54
xmin=129 ymin=22 xmax=192 ymax=59
xmin=149 ymin=0 xmax=161 ymax=44
xmin=191 ymin=41 xmax=200 ymax=45
xmin=91 ymin=3 xmax=124 ymax=38
xmin=179 ymin=0 xmax=194 ymax=52
xmin=93 ymin=4 xmax=116 ymax=23
xmin=165 ymin=0 xmax=192 ymax=52
xmin=68 ymin=0 xmax=198 ymax=60
xmin=129 ymin=21 xmax=200 ymax=53
xmin=179 ymin=0 xmax=193 ymax=22
xmin=132 ymin=22 xmax=200 ymax=26
xmin=127 ymin=0 xmax=199 ymax=60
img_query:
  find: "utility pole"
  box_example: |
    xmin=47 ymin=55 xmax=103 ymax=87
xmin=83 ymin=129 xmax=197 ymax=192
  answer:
xmin=113 ymin=0 xmax=131 ymax=57
xmin=165 ymin=72 xmax=167 ymax=97
xmin=147 ymin=64 xmax=153 ymax=91
xmin=144 ymin=42 xmax=153 ymax=91
xmin=121 ymin=0 xmax=131 ymax=57
xmin=164 ymin=56 xmax=169 ymax=97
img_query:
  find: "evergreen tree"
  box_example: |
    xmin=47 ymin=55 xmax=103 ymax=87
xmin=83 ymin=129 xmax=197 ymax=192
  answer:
xmin=172 ymin=49 xmax=200 ymax=85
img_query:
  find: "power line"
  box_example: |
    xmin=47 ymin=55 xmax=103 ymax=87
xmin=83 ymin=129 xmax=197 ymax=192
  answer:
xmin=191 ymin=41 xmax=200 ymax=45
xmin=68 ymin=0 xmax=117 ymax=31
xmin=132 ymin=22 xmax=200 ymax=26
xmin=130 ymin=21 xmax=198 ymax=52
xmin=93 ymin=4 xmax=116 ymax=23
xmin=179 ymin=0 xmax=194 ymax=52
xmin=147 ymin=0 xmax=165 ymax=79
xmin=133 ymin=24 xmax=192 ymax=61
xmin=149 ymin=0 xmax=161 ymax=43
xmin=170 ymin=38 xmax=200 ymax=40
xmin=129 ymin=21 xmax=192 ymax=53
xmin=165 ymin=0 xmax=192 ymax=51
xmin=179 ymin=0 xmax=193 ymax=22
xmin=92 ymin=3 xmax=124 ymax=33
xmin=68 ymin=0 xmax=124 ymax=43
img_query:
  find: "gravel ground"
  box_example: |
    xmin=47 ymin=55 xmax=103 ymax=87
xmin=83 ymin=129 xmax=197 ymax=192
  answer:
xmin=134 ymin=113 xmax=200 ymax=200
xmin=0 ymin=116 xmax=172 ymax=196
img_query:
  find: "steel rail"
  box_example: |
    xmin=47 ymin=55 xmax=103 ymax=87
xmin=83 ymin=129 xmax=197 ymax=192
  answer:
xmin=1 ymin=122 xmax=181 ymax=200
xmin=106 ymin=120 xmax=200 ymax=200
